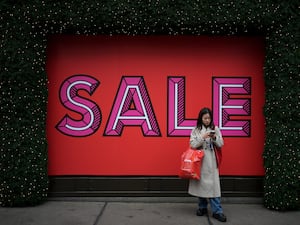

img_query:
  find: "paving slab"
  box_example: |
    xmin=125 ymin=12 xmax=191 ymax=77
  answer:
xmin=223 ymin=204 xmax=300 ymax=225
xmin=96 ymin=202 xmax=201 ymax=225
xmin=0 ymin=201 xmax=105 ymax=225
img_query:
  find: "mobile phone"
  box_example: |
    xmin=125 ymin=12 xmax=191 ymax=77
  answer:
xmin=210 ymin=130 xmax=215 ymax=135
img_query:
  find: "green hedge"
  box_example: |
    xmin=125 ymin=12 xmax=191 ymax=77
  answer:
xmin=0 ymin=0 xmax=299 ymax=209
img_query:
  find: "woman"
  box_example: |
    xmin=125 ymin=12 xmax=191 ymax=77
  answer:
xmin=188 ymin=107 xmax=227 ymax=222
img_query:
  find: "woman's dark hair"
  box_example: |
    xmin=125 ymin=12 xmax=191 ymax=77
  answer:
xmin=196 ymin=107 xmax=215 ymax=129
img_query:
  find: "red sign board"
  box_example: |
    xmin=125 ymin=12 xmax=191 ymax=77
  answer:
xmin=46 ymin=35 xmax=265 ymax=176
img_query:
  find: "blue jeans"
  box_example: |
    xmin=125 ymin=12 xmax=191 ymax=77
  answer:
xmin=198 ymin=197 xmax=223 ymax=214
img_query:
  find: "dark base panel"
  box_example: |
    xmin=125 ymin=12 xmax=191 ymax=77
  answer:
xmin=48 ymin=176 xmax=263 ymax=197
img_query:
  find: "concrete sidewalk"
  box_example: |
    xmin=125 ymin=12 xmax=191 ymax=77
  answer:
xmin=0 ymin=197 xmax=299 ymax=225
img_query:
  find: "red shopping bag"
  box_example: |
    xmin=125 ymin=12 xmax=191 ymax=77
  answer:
xmin=213 ymin=144 xmax=222 ymax=168
xmin=178 ymin=148 xmax=204 ymax=180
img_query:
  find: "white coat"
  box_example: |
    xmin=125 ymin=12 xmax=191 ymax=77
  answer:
xmin=188 ymin=126 xmax=224 ymax=198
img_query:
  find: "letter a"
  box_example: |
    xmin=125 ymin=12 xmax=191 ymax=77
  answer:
xmin=104 ymin=76 xmax=161 ymax=136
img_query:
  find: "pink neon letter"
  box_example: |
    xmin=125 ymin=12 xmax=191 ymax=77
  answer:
xmin=213 ymin=77 xmax=251 ymax=137
xmin=104 ymin=76 xmax=160 ymax=136
xmin=167 ymin=77 xmax=196 ymax=136
xmin=56 ymin=75 xmax=101 ymax=137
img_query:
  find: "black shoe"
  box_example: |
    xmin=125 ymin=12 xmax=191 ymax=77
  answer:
xmin=196 ymin=208 xmax=208 ymax=216
xmin=212 ymin=213 xmax=227 ymax=222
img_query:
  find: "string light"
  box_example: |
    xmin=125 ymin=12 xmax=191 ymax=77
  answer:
xmin=0 ymin=0 xmax=299 ymax=209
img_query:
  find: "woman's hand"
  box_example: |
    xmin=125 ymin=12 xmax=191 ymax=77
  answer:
xmin=202 ymin=132 xmax=211 ymax=139
xmin=202 ymin=131 xmax=216 ymax=140
xmin=209 ymin=133 xmax=216 ymax=140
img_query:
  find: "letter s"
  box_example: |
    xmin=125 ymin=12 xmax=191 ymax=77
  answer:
xmin=56 ymin=75 xmax=101 ymax=137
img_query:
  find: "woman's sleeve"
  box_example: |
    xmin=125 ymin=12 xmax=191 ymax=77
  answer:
xmin=213 ymin=126 xmax=224 ymax=148
xmin=189 ymin=128 xmax=204 ymax=149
